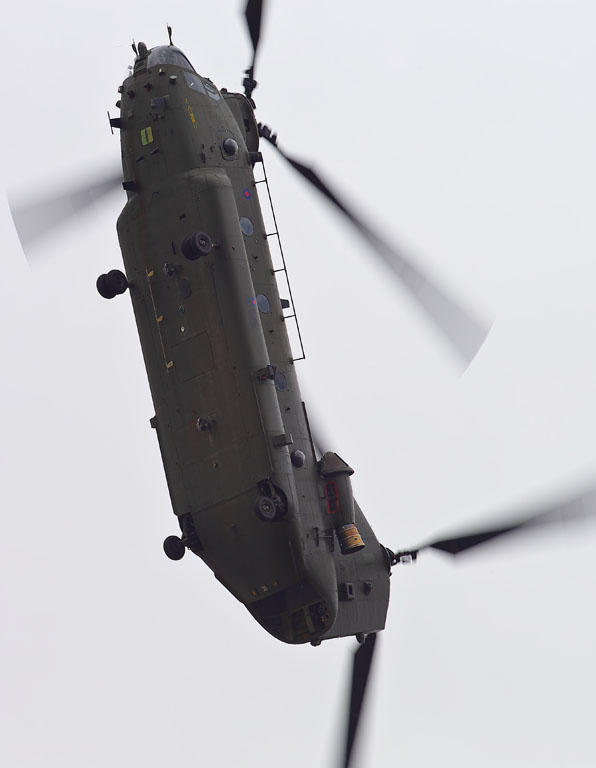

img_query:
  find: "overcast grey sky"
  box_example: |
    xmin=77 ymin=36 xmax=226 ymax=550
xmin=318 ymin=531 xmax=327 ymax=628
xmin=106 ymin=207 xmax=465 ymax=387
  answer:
xmin=2 ymin=1 xmax=596 ymax=766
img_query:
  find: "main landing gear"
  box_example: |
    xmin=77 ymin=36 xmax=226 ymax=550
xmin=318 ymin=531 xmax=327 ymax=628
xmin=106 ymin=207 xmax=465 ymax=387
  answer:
xmin=163 ymin=535 xmax=186 ymax=561
xmin=255 ymin=495 xmax=276 ymax=521
xmin=96 ymin=269 xmax=128 ymax=299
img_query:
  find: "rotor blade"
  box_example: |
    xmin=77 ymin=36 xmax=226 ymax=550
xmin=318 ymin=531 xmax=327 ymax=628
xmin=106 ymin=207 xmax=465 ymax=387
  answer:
xmin=263 ymin=133 xmax=490 ymax=366
xmin=243 ymin=0 xmax=264 ymax=102
xmin=344 ymin=632 xmax=377 ymax=768
xmin=9 ymin=168 xmax=122 ymax=256
xmin=245 ymin=0 xmax=264 ymax=64
xmin=300 ymin=394 xmax=334 ymax=459
xmin=418 ymin=482 xmax=596 ymax=556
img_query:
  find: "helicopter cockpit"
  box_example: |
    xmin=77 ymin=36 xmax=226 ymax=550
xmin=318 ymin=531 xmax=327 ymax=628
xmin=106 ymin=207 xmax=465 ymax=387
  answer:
xmin=146 ymin=45 xmax=195 ymax=72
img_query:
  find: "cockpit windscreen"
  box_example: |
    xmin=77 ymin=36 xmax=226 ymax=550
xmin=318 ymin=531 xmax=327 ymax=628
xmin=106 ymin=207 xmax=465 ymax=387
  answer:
xmin=147 ymin=46 xmax=195 ymax=72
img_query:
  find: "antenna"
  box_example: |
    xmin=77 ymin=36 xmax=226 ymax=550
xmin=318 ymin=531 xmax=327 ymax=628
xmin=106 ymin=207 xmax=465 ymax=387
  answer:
xmin=131 ymin=39 xmax=138 ymax=56
xmin=167 ymin=24 xmax=173 ymax=45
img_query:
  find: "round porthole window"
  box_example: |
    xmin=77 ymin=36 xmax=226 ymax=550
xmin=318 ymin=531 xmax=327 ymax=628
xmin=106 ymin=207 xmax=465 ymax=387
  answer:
xmin=222 ymin=138 xmax=239 ymax=158
xmin=291 ymin=450 xmax=306 ymax=469
xmin=256 ymin=294 xmax=270 ymax=313
xmin=239 ymin=217 xmax=254 ymax=236
xmin=274 ymin=370 xmax=288 ymax=391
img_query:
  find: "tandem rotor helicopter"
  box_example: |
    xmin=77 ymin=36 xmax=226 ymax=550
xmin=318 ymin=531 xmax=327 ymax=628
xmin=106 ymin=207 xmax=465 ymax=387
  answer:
xmin=9 ymin=2 xmax=596 ymax=766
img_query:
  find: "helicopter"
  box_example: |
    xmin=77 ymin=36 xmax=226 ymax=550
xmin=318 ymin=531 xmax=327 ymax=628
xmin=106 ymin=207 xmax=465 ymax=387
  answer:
xmin=4 ymin=1 xmax=596 ymax=768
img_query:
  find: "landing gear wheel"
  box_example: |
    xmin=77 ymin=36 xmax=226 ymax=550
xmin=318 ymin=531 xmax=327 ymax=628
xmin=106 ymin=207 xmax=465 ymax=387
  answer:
xmin=255 ymin=496 xmax=276 ymax=521
xmin=96 ymin=273 xmax=115 ymax=299
xmin=106 ymin=269 xmax=128 ymax=295
xmin=96 ymin=269 xmax=128 ymax=299
xmin=163 ymin=535 xmax=186 ymax=560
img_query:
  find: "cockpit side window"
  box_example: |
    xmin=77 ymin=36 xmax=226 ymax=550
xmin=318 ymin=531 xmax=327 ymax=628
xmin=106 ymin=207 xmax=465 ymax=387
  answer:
xmin=183 ymin=71 xmax=220 ymax=101
xmin=184 ymin=71 xmax=206 ymax=94
xmin=147 ymin=46 xmax=195 ymax=72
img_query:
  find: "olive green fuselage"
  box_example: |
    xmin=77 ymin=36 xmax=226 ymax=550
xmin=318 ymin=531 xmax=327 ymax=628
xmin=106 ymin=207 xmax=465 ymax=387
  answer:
xmin=114 ymin=46 xmax=389 ymax=644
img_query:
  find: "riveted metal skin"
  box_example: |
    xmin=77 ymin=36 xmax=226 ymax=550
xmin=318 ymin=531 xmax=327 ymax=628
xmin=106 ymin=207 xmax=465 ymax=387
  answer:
xmin=113 ymin=44 xmax=389 ymax=644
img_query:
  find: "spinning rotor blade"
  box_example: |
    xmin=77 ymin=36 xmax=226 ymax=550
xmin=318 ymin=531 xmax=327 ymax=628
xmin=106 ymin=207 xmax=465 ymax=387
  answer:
xmin=261 ymin=131 xmax=490 ymax=366
xmin=9 ymin=168 xmax=122 ymax=257
xmin=343 ymin=633 xmax=377 ymax=768
xmin=243 ymin=0 xmax=264 ymax=103
xmin=396 ymin=483 xmax=596 ymax=560
xmin=245 ymin=0 xmax=264 ymax=62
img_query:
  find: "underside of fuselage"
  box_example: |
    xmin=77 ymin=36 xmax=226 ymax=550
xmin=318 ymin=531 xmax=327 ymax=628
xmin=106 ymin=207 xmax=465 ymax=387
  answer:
xmin=246 ymin=502 xmax=391 ymax=645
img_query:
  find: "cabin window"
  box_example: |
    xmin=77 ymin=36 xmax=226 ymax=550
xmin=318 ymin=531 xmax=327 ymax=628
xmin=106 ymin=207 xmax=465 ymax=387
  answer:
xmin=222 ymin=138 xmax=239 ymax=158
xmin=274 ymin=370 xmax=288 ymax=391
xmin=256 ymin=294 xmax=270 ymax=313
xmin=203 ymin=79 xmax=221 ymax=101
xmin=240 ymin=217 xmax=254 ymax=236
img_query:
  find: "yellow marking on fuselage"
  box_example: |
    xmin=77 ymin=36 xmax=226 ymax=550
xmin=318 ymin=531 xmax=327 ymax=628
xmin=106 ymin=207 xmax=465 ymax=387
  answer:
xmin=140 ymin=126 xmax=154 ymax=145
xmin=185 ymin=97 xmax=198 ymax=129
